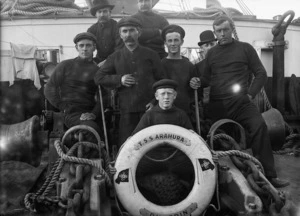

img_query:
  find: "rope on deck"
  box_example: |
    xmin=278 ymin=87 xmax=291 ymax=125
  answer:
xmin=1 ymin=0 xmax=82 ymax=17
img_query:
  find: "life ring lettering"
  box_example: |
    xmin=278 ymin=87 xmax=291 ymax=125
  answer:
xmin=134 ymin=133 xmax=191 ymax=150
xmin=114 ymin=125 xmax=216 ymax=216
xmin=140 ymin=203 xmax=197 ymax=216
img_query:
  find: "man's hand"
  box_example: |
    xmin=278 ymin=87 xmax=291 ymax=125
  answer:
xmin=247 ymin=94 xmax=253 ymax=100
xmin=121 ymin=74 xmax=136 ymax=87
xmin=146 ymin=102 xmax=154 ymax=112
xmin=80 ymin=113 xmax=96 ymax=121
xmin=109 ymin=161 xmax=117 ymax=175
xmin=97 ymin=59 xmax=106 ymax=68
xmin=190 ymin=77 xmax=201 ymax=89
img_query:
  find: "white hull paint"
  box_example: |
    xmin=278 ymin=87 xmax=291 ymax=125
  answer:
xmin=1 ymin=15 xmax=300 ymax=77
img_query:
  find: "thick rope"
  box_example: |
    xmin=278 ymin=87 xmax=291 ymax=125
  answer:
xmin=1 ymin=0 xmax=81 ymax=16
xmin=2 ymin=0 xmax=80 ymax=10
xmin=24 ymin=158 xmax=64 ymax=210
xmin=211 ymin=149 xmax=265 ymax=175
xmin=24 ymin=139 xmax=112 ymax=211
xmin=54 ymin=140 xmax=112 ymax=186
xmin=212 ymin=133 xmax=239 ymax=145
xmin=2 ymin=8 xmax=80 ymax=16
xmin=260 ymin=87 xmax=273 ymax=110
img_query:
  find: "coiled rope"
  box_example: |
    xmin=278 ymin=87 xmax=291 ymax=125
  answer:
xmin=1 ymin=0 xmax=81 ymax=16
xmin=24 ymin=140 xmax=112 ymax=211
xmin=24 ymin=125 xmax=112 ymax=212
xmin=211 ymin=149 xmax=264 ymax=173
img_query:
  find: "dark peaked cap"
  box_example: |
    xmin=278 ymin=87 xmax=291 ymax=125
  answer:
xmin=90 ymin=0 xmax=114 ymax=17
xmin=73 ymin=32 xmax=97 ymax=44
xmin=152 ymin=79 xmax=178 ymax=91
xmin=162 ymin=24 xmax=185 ymax=41
xmin=117 ymin=16 xmax=142 ymax=29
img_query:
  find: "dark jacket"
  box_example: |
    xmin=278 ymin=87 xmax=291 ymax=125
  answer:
xmin=132 ymin=11 xmax=169 ymax=58
xmin=87 ymin=19 xmax=122 ymax=62
xmin=162 ymin=57 xmax=197 ymax=114
xmin=44 ymin=57 xmax=100 ymax=117
xmin=94 ymin=45 xmax=165 ymax=114
xmin=202 ymin=39 xmax=267 ymax=100
xmin=132 ymin=105 xmax=194 ymax=134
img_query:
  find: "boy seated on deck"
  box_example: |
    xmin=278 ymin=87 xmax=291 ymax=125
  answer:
xmin=132 ymin=78 xmax=194 ymax=134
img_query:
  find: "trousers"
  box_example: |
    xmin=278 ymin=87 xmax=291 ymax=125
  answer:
xmin=118 ymin=112 xmax=144 ymax=148
xmin=207 ymin=94 xmax=277 ymax=178
xmin=64 ymin=110 xmax=103 ymax=143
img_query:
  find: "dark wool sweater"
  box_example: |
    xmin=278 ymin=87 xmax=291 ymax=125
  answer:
xmin=132 ymin=11 xmax=169 ymax=56
xmin=161 ymin=57 xmax=197 ymax=114
xmin=94 ymin=46 xmax=165 ymax=114
xmin=132 ymin=105 xmax=193 ymax=134
xmin=87 ymin=19 xmax=122 ymax=60
xmin=44 ymin=57 xmax=100 ymax=116
xmin=202 ymin=39 xmax=267 ymax=100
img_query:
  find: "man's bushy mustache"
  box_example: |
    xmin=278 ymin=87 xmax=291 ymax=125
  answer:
xmin=124 ymin=37 xmax=135 ymax=42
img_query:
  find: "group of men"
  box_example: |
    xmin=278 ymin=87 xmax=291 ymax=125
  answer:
xmin=44 ymin=0 xmax=289 ymax=188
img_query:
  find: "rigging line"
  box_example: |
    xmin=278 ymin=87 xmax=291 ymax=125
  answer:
xmin=239 ymin=0 xmax=253 ymax=15
xmin=236 ymin=0 xmax=249 ymax=15
xmin=184 ymin=0 xmax=190 ymax=11
xmin=182 ymin=0 xmax=190 ymax=11
xmin=178 ymin=0 xmax=186 ymax=12
xmin=177 ymin=0 xmax=183 ymax=11
xmin=17 ymin=25 xmax=47 ymax=46
xmin=181 ymin=0 xmax=189 ymax=11
xmin=236 ymin=0 xmax=253 ymax=15
xmin=9 ymin=0 xmax=19 ymax=12
xmin=171 ymin=0 xmax=181 ymax=11
xmin=185 ymin=0 xmax=192 ymax=11
xmin=170 ymin=0 xmax=181 ymax=12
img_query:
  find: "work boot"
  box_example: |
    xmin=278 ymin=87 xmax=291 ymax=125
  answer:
xmin=268 ymin=177 xmax=290 ymax=188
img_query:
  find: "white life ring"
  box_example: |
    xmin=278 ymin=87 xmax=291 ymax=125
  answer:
xmin=114 ymin=124 xmax=217 ymax=216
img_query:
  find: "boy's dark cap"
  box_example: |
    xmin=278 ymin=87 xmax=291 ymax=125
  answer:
xmin=152 ymin=79 xmax=178 ymax=91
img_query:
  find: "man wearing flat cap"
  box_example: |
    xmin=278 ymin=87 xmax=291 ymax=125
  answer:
xmin=87 ymin=0 xmax=122 ymax=65
xmin=45 ymin=32 xmax=103 ymax=140
xmin=133 ymin=79 xmax=193 ymax=134
xmin=132 ymin=0 xmax=169 ymax=59
xmin=94 ymin=16 xmax=165 ymax=147
xmin=161 ymin=24 xmax=197 ymax=118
